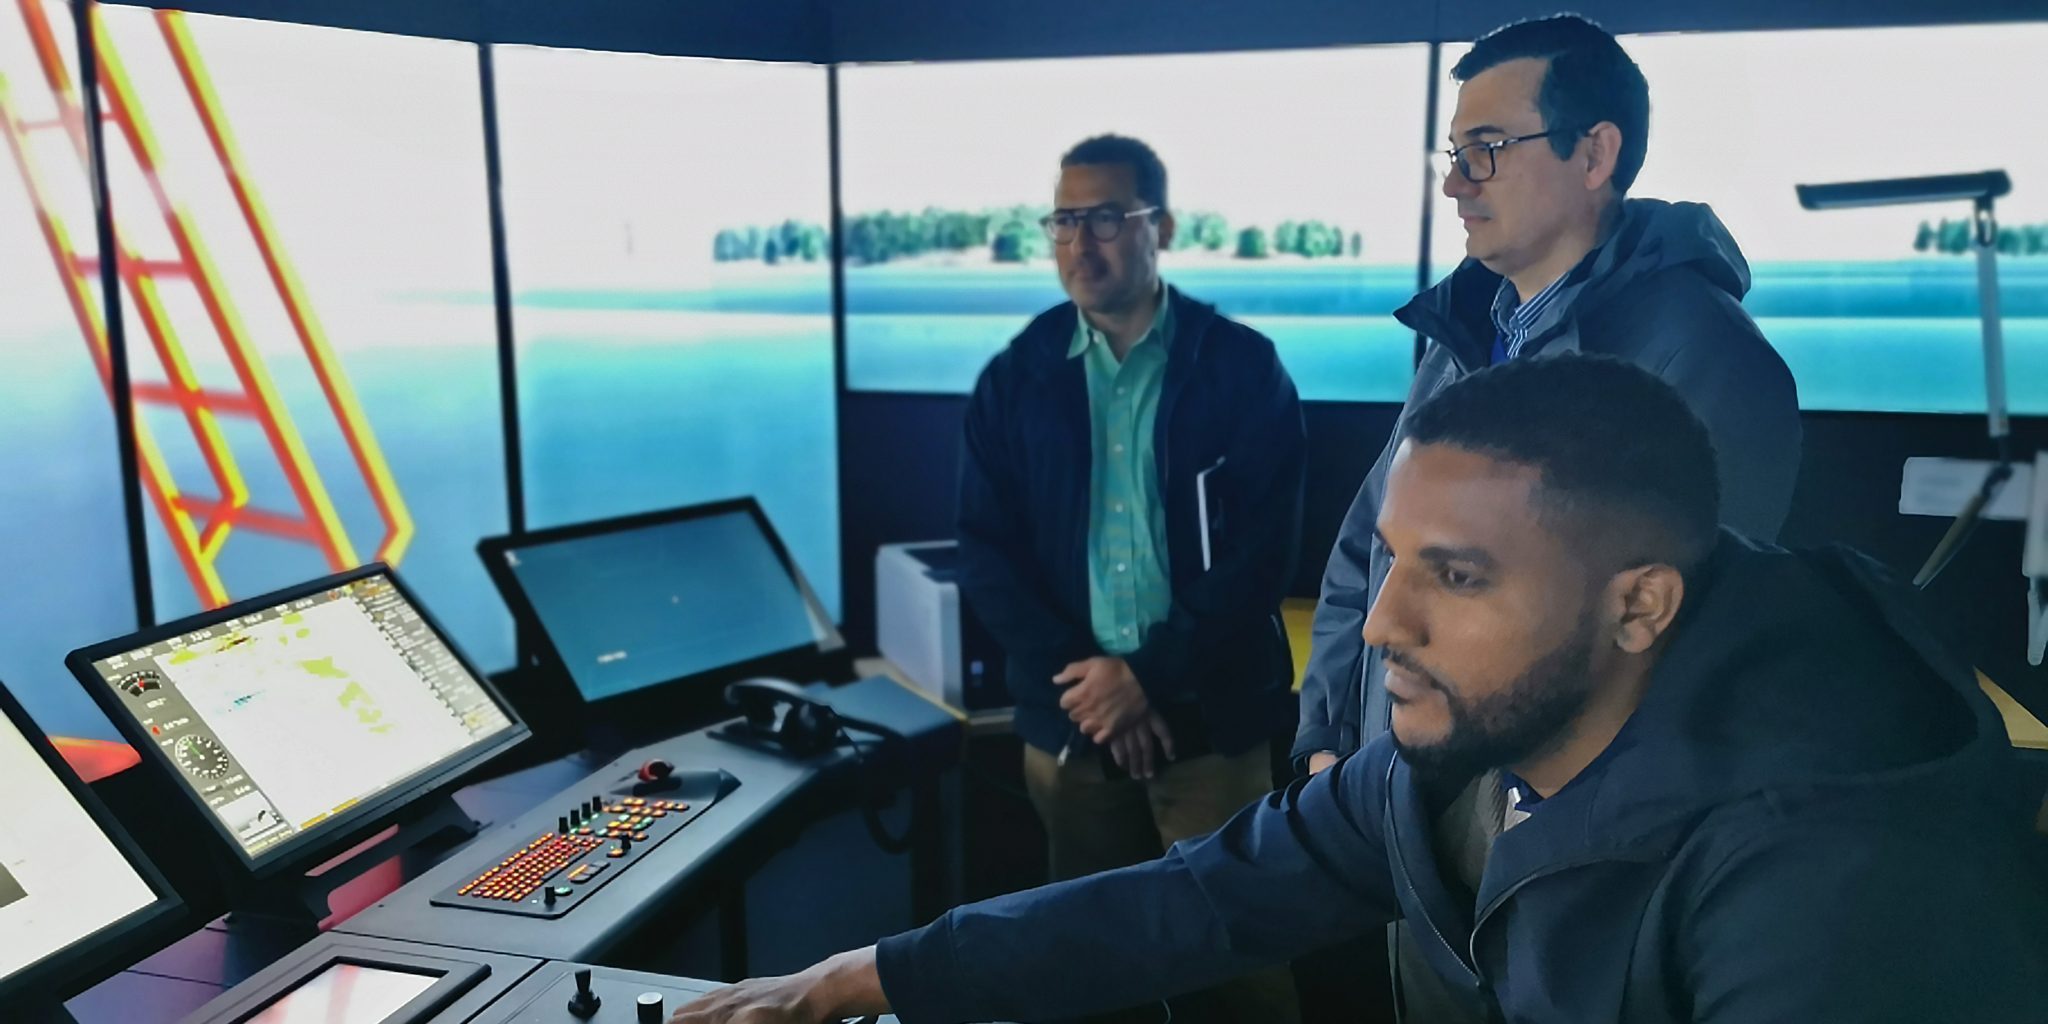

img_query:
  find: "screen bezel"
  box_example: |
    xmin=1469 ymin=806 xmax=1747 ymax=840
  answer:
xmin=63 ymin=564 xmax=530 ymax=882
xmin=0 ymin=678 xmax=186 ymax=1006
xmin=189 ymin=946 xmax=490 ymax=1024
xmin=478 ymin=496 xmax=846 ymax=709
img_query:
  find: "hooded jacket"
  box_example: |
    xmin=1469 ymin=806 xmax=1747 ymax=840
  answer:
xmin=1295 ymin=199 xmax=1803 ymax=770
xmin=876 ymin=534 xmax=2048 ymax=1023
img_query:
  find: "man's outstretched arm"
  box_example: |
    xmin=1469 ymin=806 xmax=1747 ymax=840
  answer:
xmin=673 ymin=742 xmax=1406 ymax=1023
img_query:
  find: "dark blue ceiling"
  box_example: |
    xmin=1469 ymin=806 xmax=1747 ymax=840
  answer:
xmin=106 ymin=0 xmax=2048 ymax=61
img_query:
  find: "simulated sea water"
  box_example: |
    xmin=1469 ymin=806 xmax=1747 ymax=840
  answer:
xmin=6 ymin=256 xmax=2042 ymax=737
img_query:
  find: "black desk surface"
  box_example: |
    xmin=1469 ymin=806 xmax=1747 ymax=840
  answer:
xmin=335 ymin=727 xmax=854 ymax=960
xmin=160 ymin=933 xmax=903 ymax=1024
xmin=61 ymin=678 xmax=958 ymax=1023
xmin=468 ymin=957 xmax=906 ymax=1024
xmin=62 ymin=749 xmax=607 ymax=1023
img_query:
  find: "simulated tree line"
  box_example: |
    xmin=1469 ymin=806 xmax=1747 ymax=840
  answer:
xmin=713 ymin=207 xmax=1364 ymax=265
xmin=710 ymin=211 xmax=2048 ymax=265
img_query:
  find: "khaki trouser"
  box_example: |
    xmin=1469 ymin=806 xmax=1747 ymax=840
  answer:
xmin=1023 ymin=739 xmax=1302 ymax=1024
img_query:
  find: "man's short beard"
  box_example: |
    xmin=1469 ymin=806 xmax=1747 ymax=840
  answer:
xmin=1390 ymin=611 xmax=1601 ymax=785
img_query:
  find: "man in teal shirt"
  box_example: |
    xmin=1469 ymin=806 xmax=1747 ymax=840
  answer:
xmin=950 ymin=135 xmax=1308 ymax=1022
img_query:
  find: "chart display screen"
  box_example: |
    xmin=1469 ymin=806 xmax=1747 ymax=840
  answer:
xmin=78 ymin=572 xmax=517 ymax=864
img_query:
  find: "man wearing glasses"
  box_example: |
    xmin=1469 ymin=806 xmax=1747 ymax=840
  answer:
xmin=1294 ymin=16 xmax=1803 ymax=1019
xmin=951 ymin=134 xmax=1306 ymax=1022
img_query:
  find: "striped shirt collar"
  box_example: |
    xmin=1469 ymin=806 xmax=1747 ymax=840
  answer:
xmin=1490 ymin=270 xmax=1572 ymax=361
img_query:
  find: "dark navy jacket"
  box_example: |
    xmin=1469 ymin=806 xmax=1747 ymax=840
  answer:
xmin=955 ymin=288 xmax=1305 ymax=759
xmin=878 ymin=535 xmax=2048 ymax=1022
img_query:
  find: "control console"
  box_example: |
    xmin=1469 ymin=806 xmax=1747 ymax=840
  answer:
xmin=467 ymin=961 xmax=895 ymax=1024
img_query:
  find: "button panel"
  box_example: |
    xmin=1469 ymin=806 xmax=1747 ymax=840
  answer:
xmin=430 ymin=794 xmax=715 ymax=918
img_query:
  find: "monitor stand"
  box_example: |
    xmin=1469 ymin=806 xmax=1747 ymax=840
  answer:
xmin=226 ymin=793 xmax=483 ymax=932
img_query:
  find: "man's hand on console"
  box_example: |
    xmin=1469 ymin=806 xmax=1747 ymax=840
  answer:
xmin=670 ymin=947 xmax=889 ymax=1023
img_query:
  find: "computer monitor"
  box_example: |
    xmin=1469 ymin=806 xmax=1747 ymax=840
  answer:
xmin=65 ymin=566 xmax=528 ymax=881
xmin=0 ymin=676 xmax=183 ymax=1010
xmin=479 ymin=498 xmax=845 ymax=709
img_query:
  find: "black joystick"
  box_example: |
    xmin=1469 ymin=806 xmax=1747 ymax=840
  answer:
xmin=568 ymin=968 xmax=601 ymax=1019
xmin=558 ymin=816 xmax=570 ymax=835
xmin=636 ymin=992 xmax=664 ymax=1023
xmin=569 ymin=808 xmax=582 ymax=828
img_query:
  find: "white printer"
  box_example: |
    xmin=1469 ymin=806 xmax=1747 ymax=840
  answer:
xmin=875 ymin=541 xmax=1011 ymax=711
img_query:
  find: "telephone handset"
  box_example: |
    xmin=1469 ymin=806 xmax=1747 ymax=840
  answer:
xmin=718 ymin=678 xmax=918 ymax=855
xmin=724 ymin=677 xmax=844 ymax=757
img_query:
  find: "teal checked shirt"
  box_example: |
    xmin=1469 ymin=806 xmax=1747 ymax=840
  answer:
xmin=1068 ymin=287 xmax=1175 ymax=656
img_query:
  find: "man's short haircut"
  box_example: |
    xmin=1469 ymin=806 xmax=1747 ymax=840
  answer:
xmin=1451 ymin=13 xmax=1650 ymax=194
xmin=1061 ymin=134 xmax=1169 ymax=212
xmin=1402 ymin=354 xmax=1720 ymax=577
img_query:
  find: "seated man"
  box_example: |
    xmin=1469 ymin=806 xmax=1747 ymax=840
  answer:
xmin=674 ymin=356 xmax=2048 ymax=1024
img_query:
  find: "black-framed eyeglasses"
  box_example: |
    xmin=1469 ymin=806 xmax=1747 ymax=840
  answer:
xmin=1040 ymin=205 xmax=1162 ymax=243
xmin=1436 ymin=129 xmax=1580 ymax=183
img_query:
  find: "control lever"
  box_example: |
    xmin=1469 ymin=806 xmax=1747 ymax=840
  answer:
xmin=568 ymin=968 xmax=602 ymax=1019
xmin=636 ymin=992 xmax=664 ymax=1023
